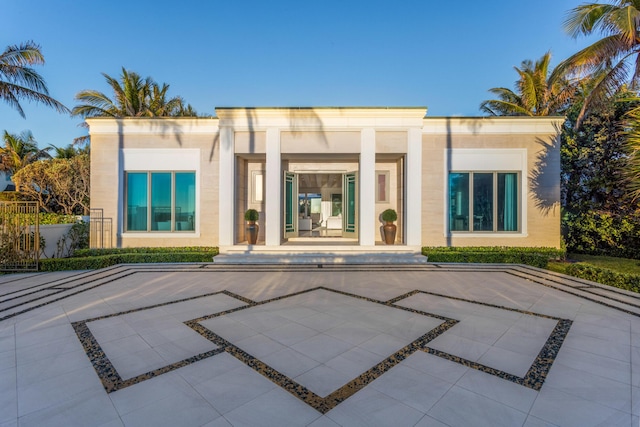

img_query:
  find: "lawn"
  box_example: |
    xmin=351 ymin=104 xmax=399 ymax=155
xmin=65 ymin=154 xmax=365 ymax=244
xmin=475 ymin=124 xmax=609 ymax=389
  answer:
xmin=548 ymin=253 xmax=640 ymax=275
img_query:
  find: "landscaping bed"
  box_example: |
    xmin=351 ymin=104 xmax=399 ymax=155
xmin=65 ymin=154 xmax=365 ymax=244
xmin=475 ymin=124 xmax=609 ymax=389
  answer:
xmin=422 ymin=247 xmax=565 ymax=269
xmin=39 ymin=247 xmax=218 ymax=271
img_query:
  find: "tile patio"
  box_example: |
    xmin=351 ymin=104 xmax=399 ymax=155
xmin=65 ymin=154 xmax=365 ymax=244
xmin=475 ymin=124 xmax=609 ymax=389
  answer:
xmin=1 ymin=262 xmax=639 ymax=426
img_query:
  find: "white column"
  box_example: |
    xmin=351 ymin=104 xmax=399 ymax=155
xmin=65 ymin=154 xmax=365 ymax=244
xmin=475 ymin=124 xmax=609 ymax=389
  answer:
xmin=265 ymin=128 xmax=281 ymax=246
xmin=406 ymin=128 xmax=422 ymax=246
xmin=359 ymin=128 xmax=376 ymax=246
xmin=218 ymin=127 xmax=235 ymax=246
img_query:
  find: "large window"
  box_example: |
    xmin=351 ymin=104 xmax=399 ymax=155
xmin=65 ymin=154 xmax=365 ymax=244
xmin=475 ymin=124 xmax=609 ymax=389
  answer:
xmin=125 ymin=171 xmax=196 ymax=232
xmin=449 ymin=172 xmax=519 ymax=233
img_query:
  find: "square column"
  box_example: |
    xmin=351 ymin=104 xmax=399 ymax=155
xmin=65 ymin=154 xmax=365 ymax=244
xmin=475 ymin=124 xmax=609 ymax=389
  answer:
xmin=359 ymin=128 xmax=376 ymax=246
xmin=405 ymin=128 xmax=422 ymax=245
xmin=265 ymin=128 xmax=281 ymax=246
xmin=219 ymin=127 xmax=234 ymax=246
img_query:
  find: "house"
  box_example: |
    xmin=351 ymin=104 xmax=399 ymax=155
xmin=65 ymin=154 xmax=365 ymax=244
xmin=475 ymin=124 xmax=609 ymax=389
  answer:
xmin=87 ymin=107 xmax=563 ymax=253
xmin=0 ymin=171 xmax=15 ymax=192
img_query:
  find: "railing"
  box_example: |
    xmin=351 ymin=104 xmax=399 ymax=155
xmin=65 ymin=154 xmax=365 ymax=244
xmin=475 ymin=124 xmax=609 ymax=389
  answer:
xmin=0 ymin=201 xmax=39 ymax=271
xmin=89 ymin=208 xmax=113 ymax=249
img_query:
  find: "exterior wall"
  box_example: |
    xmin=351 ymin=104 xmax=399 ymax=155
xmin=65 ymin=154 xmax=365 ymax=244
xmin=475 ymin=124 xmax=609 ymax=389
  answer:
xmin=88 ymin=118 xmax=220 ymax=248
xmin=88 ymin=111 xmax=562 ymax=251
xmin=421 ymin=117 xmax=562 ymax=248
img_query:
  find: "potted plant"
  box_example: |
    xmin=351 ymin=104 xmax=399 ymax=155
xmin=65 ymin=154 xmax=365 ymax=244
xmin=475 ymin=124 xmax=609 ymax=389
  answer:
xmin=244 ymin=209 xmax=259 ymax=244
xmin=381 ymin=208 xmax=397 ymax=244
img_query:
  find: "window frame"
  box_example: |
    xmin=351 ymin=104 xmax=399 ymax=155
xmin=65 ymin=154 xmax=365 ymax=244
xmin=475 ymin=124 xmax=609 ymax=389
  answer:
xmin=448 ymin=171 xmax=521 ymax=234
xmin=124 ymin=170 xmax=196 ymax=233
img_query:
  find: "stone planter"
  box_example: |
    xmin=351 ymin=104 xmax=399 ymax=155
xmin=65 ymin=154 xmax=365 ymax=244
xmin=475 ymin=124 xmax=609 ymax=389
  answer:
xmin=246 ymin=221 xmax=259 ymax=245
xmin=383 ymin=221 xmax=396 ymax=245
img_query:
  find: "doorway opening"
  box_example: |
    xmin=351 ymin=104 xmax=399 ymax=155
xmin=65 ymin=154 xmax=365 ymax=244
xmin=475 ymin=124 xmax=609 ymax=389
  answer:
xmin=284 ymin=171 xmax=358 ymax=242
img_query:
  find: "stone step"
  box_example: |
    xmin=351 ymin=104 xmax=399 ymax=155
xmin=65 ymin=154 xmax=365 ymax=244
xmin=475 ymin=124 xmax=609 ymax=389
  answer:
xmin=213 ymin=253 xmax=429 ymax=265
xmin=219 ymin=245 xmax=421 ymax=255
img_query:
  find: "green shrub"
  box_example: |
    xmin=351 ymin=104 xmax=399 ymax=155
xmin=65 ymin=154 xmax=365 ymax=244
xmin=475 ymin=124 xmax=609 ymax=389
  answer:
xmin=565 ymin=263 xmax=640 ymax=293
xmin=0 ymin=212 xmax=79 ymax=225
xmin=73 ymin=246 xmax=218 ymax=257
xmin=244 ymin=209 xmax=259 ymax=221
xmin=39 ymin=251 xmax=216 ymax=271
xmin=39 ymin=213 xmax=80 ymax=225
xmin=564 ymin=211 xmax=640 ymax=260
xmin=422 ymin=247 xmax=565 ymax=269
xmin=381 ymin=209 xmax=397 ymax=222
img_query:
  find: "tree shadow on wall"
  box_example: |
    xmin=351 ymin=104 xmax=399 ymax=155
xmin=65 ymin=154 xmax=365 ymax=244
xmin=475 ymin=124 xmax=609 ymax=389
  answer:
xmin=530 ymin=127 xmax=562 ymax=217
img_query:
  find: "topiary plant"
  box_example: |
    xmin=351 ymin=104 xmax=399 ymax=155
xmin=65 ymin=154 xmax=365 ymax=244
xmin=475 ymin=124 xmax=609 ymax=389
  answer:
xmin=381 ymin=208 xmax=397 ymax=222
xmin=244 ymin=209 xmax=259 ymax=222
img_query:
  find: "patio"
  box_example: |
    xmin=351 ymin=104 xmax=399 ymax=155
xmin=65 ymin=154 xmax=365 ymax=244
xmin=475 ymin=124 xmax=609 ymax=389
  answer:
xmin=0 ymin=262 xmax=639 ymax=426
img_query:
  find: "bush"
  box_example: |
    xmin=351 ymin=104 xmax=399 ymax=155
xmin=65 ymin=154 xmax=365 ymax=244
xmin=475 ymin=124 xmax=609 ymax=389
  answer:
xmin=39 ymin=213 xmax=80 ymax=225
xmin=422 ymin=247 xmax=566 ymax=269
xmin=73 ymin=246 xmax=218 ymax=257
xmin=565 ymin=263 xmax=640 ymax=293
xmin=39 ymin=251 xmax=217 ymax=271
xmin=244 ymin=209 xmax=259 ymax=221
xmin=564 ymin=211 xmax=640 ymax=259
xmin=381 ymin=209 xmax=397 ymax=222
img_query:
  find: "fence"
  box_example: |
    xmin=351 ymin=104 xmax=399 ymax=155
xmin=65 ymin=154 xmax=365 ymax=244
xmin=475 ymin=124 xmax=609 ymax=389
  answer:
xmin=89 ymin=208 xmax=113 ymax=249
xmin=0 ymin=201 xmax=39 ymax=271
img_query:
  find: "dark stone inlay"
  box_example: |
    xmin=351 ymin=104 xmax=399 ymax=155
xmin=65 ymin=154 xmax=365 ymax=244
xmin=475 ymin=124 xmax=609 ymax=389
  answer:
xmin=0 ymin=268 xmax=136 ymax=321
xmin=5 ymin=263 xmax=639 ymax=322
xmin=72 ymin=284 xmax=573 ymax=414
xmin=504 ymin=269 xmax=640 ymax=316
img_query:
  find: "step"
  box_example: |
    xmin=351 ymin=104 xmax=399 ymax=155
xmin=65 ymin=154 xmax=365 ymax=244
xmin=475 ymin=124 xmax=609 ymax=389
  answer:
xmin=219 ymin=245 xmax=421 ymax=255
xmin=213 ymin=253 xmax=429 ymax=265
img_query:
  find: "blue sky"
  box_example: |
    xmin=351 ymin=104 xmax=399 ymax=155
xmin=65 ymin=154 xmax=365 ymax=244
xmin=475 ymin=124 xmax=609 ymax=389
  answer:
xmin=3 ymin=0 xmax=594 ymax=147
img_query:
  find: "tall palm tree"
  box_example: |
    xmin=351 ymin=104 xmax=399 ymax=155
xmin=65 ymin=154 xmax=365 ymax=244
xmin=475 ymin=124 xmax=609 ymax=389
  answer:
xmin=554 ymin=1 xmax=640 ymax=124
xmin=480 ymin=52 xmax=576 ymax=116
xmin=0 ymin=131 xmax=50 ymax=175
xmin=0 ymin=41 xmax=69 ymax=118
xmin=72 ymin=67 xmax=197 ymax=118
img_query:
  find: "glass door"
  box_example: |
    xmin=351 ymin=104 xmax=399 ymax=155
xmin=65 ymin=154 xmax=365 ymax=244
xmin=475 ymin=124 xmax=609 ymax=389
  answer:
xmin=284 ymin=171 xmax=297 ymax=238
xmin=343 ymin=171 xmax=357 ymax=238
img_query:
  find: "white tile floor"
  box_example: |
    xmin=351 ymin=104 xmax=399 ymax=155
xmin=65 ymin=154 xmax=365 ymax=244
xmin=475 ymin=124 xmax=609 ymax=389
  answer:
xmin=1 ymin=264 xmax=639 ymax=426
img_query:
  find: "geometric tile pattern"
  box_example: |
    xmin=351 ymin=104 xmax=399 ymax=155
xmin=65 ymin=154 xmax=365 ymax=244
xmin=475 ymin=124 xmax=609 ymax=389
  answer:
xmin=72 ymin=286 xmax=572 ymax=414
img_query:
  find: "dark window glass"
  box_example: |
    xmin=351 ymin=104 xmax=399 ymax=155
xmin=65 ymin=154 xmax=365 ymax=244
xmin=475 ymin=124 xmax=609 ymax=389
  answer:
xmin=449 ymin=173 xmax=469 ymax=231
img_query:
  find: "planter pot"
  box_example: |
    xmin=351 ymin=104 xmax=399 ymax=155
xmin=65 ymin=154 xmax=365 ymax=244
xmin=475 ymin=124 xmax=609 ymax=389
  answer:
xmin=246 ymin=221 xmax=259 ymax=245
xmin=383 ymin=221 xmax=396 ymax=245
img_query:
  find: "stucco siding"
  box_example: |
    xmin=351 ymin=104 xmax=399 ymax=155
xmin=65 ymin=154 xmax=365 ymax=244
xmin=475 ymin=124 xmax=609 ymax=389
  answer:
xmin=421 ymin=131 xmax=561 ymax=248
xmin=89 ymin=125 xmax=220 ymax=248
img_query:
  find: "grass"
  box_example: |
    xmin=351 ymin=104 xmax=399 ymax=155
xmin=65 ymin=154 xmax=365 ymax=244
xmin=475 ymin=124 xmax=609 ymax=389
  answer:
xmin=548 ymin=253 xmax=640 ymax=275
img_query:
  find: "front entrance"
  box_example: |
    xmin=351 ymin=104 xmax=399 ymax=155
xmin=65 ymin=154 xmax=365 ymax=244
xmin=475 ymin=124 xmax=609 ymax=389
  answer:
xmin=283 ymin=171 xmax=358 ymax=241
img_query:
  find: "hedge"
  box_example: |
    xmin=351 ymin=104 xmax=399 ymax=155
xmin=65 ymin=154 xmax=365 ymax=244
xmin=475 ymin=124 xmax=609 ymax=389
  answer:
xmin=565 ymin=263 xmax=640 ymax=293
xmin=73 ymin=247 xmax=218 ymax=257
xmin=422 ymin=247 xmax=566 ymax=269
xmin=39 ymin=251 xmax=216 ymax=271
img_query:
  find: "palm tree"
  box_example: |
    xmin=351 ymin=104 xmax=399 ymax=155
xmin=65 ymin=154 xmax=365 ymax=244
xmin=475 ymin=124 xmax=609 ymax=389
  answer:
xmin=480 ymin=52 xmax=576 ymax=116
xmin=72 ymin=67 xmax=197 ymax=118
xmin=48 ymin=143 xmax=87 ymax=159
xmin=0 ymin=41 xmax=69 ymax=118
xmin=0 ymin=131 xmax=50 ymax=175
xmin=555 ymin=1 xmax=640 ymax=124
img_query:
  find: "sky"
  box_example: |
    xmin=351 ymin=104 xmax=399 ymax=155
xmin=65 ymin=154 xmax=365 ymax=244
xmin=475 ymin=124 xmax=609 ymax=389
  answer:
xmin=2 ymin=0 xmax=596 ymax=148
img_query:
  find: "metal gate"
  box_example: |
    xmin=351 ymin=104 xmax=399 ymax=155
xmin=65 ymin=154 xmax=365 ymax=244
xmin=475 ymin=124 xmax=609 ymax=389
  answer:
xmin=0 ymin=201 xmax=39 ymax=271
xmin=89 ymin=208 xmax=112 ymax=249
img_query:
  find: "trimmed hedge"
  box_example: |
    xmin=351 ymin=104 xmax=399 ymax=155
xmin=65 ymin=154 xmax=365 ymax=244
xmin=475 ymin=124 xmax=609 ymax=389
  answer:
xmin=39 ymin=251 xmax=216 ymax=271
xmin=565 ymin=263 xmax=640 ymax=293
xmin=73 ymin=247 xmax=218 ymax=258
xmin=422 ymin=247 xmax=565 ymax=269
